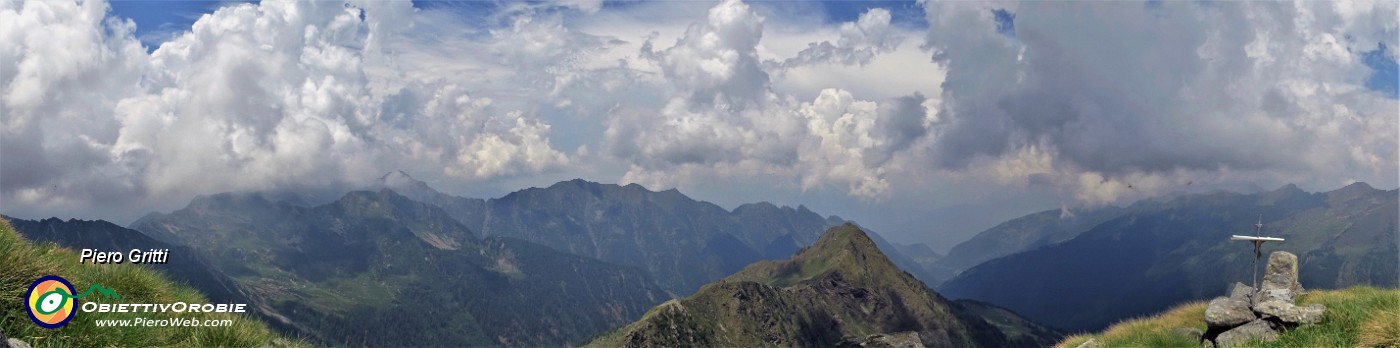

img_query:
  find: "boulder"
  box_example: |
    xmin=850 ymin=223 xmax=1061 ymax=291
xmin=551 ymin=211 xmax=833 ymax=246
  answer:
xmin=7 ymin=338 xmax=32 ymax=348
xmin=1214 ymin=320 xmax=1279 ymax=347
xmin=1260 ymin=251 xmax=1303 ymax=300
xmin=1258 ymin=288 xmax=1295 ymax=303
xmin=1254 ymin=301 xmax=1325 ymax=325
xmin=1227 ymin=282 xmax=1254 ymax=300
xmin=1205 ymin=296 xmax=1255 ymax=328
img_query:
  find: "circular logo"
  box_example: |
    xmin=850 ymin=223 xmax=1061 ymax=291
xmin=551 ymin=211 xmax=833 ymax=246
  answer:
xmin=26 ymin=275 xmax=77 ymax=329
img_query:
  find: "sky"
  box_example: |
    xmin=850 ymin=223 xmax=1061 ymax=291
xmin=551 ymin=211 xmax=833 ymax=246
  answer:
xmin=2 ymin=0 xmax=1397 ymax=251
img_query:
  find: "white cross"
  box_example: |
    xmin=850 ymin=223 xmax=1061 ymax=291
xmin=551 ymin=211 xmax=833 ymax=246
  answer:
xmin=1230 ymin=215 xmax=1284 ymax=296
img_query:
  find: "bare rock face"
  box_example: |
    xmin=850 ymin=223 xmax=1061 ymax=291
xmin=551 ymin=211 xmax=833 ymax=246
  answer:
xmin=841 ymin=332 xmax=925 ymax=348
xmin=1215 ymin=320 xmax=1279 ymax=347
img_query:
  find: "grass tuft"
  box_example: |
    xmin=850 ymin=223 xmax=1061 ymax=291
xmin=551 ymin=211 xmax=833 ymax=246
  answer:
xmin=1356 ymin=309 xmax=1400 ymax=348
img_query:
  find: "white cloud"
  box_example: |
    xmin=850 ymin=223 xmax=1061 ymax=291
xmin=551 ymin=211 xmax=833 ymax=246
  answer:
xmin=770 ymin=8 xmax=900 ymax=70
xmin=918 ymin=0 xmax=1399 ymax=204
xmin=611 ymin=0 xmax=938 ymax=200
xmin=2 ymin=0 xmax=567 ymax=219
xmin=1 ymin=0 xmax=1394 ymax=223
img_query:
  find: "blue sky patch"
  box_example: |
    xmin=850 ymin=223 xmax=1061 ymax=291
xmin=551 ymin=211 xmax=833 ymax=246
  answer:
xmin=992 ymin=8 xmax=1014 ymax=38
xmin=1362 ymin=42 xmax=1399 ymax=99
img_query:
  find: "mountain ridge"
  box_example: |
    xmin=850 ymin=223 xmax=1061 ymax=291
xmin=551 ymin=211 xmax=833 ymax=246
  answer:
xmin=375 ymin=171 xmax=942 ymax=294
xmin=590 ymin=224 xmax=1062 ymax=347
xmin=130 ymin=188 xmax=670 ymax=346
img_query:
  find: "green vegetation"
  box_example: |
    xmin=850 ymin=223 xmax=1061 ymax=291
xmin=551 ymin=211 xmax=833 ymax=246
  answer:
xmin=0 ymin=218 xmax=299 ymax=347
xmin=131 ymin=189 xmax=669 ymax=346
xmin=1056 ymin=286 xmax=1400 ymax=348
xmin=589 ymin=224 xmax=1062 ymax=348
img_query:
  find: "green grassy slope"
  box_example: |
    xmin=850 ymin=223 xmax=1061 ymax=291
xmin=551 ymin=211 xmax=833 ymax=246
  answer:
xmin=0 ymin=217 xmax=299 ymax=347
xmin=588 ymin=224 xmax=1061 ymax=348
xmin=1055 ymin=286 xmax=1400 ymax=348
xmin=129 ymin=189 xmax=669 ymax=346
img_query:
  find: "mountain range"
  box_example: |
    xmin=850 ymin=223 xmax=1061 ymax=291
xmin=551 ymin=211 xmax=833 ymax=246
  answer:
xmin=377 ymin=171 xmax=941 ymax=295
xmin=938 ymin=182 xmax=1399 ymax=332
xmin=129 ymin=189 xmax=668 ymax=346
xmin=590 ymin=224 xmax=1062 ymax=347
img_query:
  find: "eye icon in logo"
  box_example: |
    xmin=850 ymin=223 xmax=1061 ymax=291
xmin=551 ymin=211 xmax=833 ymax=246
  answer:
xmin=26 ymin=275 xmax=77 ymax=329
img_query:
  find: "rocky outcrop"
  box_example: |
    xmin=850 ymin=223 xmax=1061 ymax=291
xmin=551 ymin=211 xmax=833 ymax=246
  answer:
xmin=1203 ymin=251 xmax=1327 ymax=347
xmin=840 ymin=332 xmax=925 ymax=348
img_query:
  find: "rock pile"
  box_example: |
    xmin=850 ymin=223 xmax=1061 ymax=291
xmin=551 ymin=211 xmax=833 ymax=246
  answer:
xmin=1202 ymin=251 xmax=1325 ymax=347
xmin=840 ymin=332 xmax=925 ymax=348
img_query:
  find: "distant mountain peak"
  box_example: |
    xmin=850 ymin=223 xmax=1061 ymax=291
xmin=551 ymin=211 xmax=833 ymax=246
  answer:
xmin=187 ymin=191 xmax=274 ymax=211
xmin=811 ymin=223 xmax=879 ymax=253
xmin=378 ymin=170 xmax=428 ymax=187
xmin=543 ymin=178 xmax=608 ymax=192
xmin=726 ymin=224 xmax=897 ymax=288
xmin=594 ymin=222 xmax=1060 ymax=347
xmin=1326 ymin=181 xmax=1379 ymax=202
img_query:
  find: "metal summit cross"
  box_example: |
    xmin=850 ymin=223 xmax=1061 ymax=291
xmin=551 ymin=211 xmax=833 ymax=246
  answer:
xmin=1231 ymin=215 xmax=1284 ymax=292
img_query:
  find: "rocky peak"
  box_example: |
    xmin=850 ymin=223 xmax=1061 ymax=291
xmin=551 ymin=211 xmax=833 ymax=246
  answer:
xmin=806 ymin=224 xmax=886 ymax=258
xmin=1325 ymin=181 xmax=1378 ymax=203
xmin=378 ymin=170 xmax=426 ymax=188
xmin=1258 ymin=183 xmax=1308 ymax=205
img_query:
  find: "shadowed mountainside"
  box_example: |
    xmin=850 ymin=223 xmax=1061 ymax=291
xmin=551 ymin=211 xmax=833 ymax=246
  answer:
xmin=939 ymin=183 xmax=1399 ymax=332
xmin=130 ymin=189 xmax=669 ymax=346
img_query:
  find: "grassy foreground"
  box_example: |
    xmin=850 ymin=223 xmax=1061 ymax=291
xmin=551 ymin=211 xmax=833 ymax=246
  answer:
xmin=0 ymin=217 xmax=300 ymax=347
xmin=1055 ymin=286 xmax=1400 ymax=348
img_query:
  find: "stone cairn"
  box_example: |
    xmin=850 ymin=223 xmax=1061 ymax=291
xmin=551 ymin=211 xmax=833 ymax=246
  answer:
xmin=1201 ymin=251 xmax=1325 ymax=347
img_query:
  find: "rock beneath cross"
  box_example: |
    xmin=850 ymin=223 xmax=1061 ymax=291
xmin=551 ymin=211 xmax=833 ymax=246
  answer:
xmin=1255 ymin=300 xmax=1325 ymax=325
xmin=1205 ymin=282 xmax=1255 ymax=328
xmin=1259 ymin=251 xmax=1304 ymax=302
xmin=1214 ymin=320 xmax=1279 ymax=347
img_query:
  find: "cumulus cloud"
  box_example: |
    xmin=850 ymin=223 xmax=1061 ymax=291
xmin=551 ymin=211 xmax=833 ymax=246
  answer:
xmin=918 ymin=0 xmax=1399 ymax=204
xmin=612 ymin=0 xmax=936 ymax=199
xmin=770 ymin=8 xmax=901 ymax=70
xmin=2 ymin=0 xmax=566 ymax=218
xmin=2 ymin=0 xmax=1394 ymax=223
